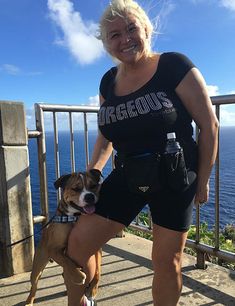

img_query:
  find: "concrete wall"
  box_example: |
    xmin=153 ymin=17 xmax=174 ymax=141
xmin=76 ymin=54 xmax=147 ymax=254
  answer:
xmin=0 ymin=101 xmax=34 ymax=276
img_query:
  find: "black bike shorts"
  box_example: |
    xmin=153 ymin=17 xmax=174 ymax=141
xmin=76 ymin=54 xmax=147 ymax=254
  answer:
xmin=95 ymin=168 xmax=197 ymax=232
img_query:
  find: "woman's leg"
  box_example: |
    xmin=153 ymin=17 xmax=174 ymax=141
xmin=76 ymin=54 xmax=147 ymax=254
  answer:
xmin=65 ymin=213 xmax=125 ymax=306
xmin=151 ymin=224 xmax=188 ymax=306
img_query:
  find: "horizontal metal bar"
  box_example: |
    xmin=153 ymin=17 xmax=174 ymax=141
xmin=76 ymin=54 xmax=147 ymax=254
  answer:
xmin=186 ymin=239 xmax=235 ymax=263
xmin=130 ymin=223 xmax=153 ymax=233
xmin=35 ymin=94 xmax=235 ymax=113
xmin=33 ymin=215 xmax=47 ymax=224
xmin=35 ymin=103 xmax=99 ymax=113
xmin=27 ymin=130 xmax=42 ymax=138
xmin=211 ymin=94 xmax=235 ymax=105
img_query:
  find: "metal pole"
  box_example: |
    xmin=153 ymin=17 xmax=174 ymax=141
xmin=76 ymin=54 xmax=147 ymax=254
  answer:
xmin=34 ymin=103 xmax=49 ymax=224
xmin=53 ymin=112 xmax=61 ymax=201
xmin=69 ymin=112 xmax=75 ymax=172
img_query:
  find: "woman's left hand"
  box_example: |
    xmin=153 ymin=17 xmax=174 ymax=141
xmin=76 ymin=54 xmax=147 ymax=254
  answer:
xmin=194 ymin=182 xmax=209 ymax=205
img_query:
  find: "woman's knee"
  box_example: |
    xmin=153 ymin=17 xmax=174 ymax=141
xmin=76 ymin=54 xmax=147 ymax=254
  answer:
xmin=152 ymin=252 xmax=182 ymax=275
xmin=151 ymin=224 xmax=187 ymax=273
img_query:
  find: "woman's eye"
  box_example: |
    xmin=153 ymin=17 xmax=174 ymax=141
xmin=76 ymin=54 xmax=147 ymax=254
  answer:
xmin=110 ymin=33 xmax=119 ymax=40
xmin=128 ymin=25 xmax=137 ymax=33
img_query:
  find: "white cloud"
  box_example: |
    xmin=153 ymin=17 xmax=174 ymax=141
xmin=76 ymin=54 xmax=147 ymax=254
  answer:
xmin=220 ymin=0 xmax=235 ymax=11
xmin=220 ymin=91 xmax=235 ymax=126
xmin=1 ymin=64 xmax=21 ymax=75
xmin=207 ymin=85 xmax=220 ymax=96
xmin=47 ymin=0 xmax=104 ymax=65
xmin=0 ymin=64 xmax=42 ymax=76
xmin=220 ymin=107 xmax=235 ymax=126
xmin=207 ymin=85 xmax=235 ymax=126
xmin=87 ymin=95 xmax=99 ymax=106
xmin=189 ymin=0 xmax=235 ymax=12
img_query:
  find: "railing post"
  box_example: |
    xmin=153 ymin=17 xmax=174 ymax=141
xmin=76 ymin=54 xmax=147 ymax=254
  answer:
xmin=194 ymin=126 xmax=206 ymax=269
xmin=195 ymin=251 xmax=208 ymax=269
xmin=0 ymin=101 xmax=34 ymax=276
xmin=34 ymin=103 xmax=49 ymax=224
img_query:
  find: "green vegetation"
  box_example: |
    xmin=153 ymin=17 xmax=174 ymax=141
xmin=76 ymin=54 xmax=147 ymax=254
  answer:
xmin=187 ymin=223 xmax=235 ymax=270
xmin=126 ymin=212 xmax=235 ymax=270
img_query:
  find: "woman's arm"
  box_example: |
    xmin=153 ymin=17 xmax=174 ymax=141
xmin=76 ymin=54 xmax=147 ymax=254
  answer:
xmin=176 ymin=67 xmax=219 ymax=205
xmin=87 ymin=95 xmax=113 ymax=171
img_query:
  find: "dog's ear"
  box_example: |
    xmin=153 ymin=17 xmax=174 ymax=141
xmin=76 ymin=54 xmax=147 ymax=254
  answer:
xmin=54 ymin=174 xmax=71 ymax=190
xmin=89 ymin=169 xmax=103 ymax=184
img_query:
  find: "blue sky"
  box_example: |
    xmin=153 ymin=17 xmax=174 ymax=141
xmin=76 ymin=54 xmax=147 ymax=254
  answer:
xmin=0 ymin=0 xmax=235 ymax=129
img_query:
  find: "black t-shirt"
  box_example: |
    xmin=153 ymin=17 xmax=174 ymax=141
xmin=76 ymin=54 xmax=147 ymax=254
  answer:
xmin=98 ymin=52 xmax=197 ymax=164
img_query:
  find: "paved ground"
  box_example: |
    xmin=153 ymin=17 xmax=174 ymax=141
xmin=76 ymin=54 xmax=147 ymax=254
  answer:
xmin=0 ymin=233 xmax=235 ymax=305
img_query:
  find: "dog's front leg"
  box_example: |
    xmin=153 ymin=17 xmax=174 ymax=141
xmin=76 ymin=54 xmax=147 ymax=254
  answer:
xmin=50 ymin=248 xmax=86 ymax=285
xmin=85 ymin=249 xmax=102 ymax=299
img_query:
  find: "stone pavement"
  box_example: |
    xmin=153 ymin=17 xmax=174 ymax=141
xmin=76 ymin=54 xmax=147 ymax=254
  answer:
xmin=0 ymin=233 xmax=235 ymax=306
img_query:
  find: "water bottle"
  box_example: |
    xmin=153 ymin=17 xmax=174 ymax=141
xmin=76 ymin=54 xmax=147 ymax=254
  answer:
xmin=165 ymin=132 xmax=181 ymax=154
xmin=164 ymin=132 xmax=189 ymax=190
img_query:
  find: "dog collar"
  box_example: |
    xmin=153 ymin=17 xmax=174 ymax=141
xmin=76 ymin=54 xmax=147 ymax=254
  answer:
xmin=52 ymin=215 xmax=79 ymax=223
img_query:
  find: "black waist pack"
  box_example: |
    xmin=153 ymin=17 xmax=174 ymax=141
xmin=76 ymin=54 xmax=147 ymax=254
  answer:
xmin=115 ymin=153 xmax=163 ymax=195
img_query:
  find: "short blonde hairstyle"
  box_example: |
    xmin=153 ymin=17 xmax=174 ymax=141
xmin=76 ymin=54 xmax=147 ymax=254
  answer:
xmin=98 ymin=0 xmax=153 ymax=54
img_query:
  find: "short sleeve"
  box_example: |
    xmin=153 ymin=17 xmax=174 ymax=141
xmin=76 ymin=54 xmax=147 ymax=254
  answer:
xmin=159 ymin=52 xmax=196 ymax=89
xmin=99 ymin=67 xmax=117 ymax=99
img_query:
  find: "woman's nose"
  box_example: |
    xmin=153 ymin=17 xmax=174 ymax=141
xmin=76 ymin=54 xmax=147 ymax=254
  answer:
xmin=122 ymin=32 xmax=131 ymax=43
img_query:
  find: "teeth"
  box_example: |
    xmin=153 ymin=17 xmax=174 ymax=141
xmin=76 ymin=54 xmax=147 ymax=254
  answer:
xmin=123 ymin=45 xmax=136 ymax=52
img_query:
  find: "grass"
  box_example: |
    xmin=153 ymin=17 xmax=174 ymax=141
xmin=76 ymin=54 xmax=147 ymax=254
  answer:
xmin=126 ymin=212 xmax=235 ymax=270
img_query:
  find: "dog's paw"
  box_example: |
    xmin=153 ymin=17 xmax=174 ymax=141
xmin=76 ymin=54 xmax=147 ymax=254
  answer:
xmin=25 ymin=296 xmax=34 ymax=306
xmin=70 ymin=268 xmax=86 ymax=285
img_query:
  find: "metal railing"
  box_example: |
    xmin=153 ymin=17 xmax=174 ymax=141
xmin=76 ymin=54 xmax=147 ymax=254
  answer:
xmin=28 ymin=95 xmax=235 ymax=269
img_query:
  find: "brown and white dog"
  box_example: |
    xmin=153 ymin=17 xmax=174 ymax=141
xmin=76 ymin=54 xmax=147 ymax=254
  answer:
xmin=25 ymin=169 xmax=103 ymax=306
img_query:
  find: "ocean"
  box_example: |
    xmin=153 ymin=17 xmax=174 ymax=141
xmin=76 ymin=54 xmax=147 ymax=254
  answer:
xmin=28 ymin=126 xmax=235 ymax=239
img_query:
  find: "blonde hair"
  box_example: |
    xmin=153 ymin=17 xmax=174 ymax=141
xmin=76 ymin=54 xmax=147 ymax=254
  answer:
xmin=98 ymin=0 xmax=153 ymax=54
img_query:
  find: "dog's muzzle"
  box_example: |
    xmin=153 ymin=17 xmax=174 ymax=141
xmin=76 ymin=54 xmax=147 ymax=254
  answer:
xmin=69 ymin=198 xmax=96 ymax=215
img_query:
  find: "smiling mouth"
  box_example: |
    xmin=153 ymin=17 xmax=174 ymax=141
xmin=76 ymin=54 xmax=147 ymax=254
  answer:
xmin=122 ymin=45 xmax=137 ymax=53
xmin=69 ymin=201 xmax=95 ymax=215
xmin=83 ymin=204 xmax=95 ymax=215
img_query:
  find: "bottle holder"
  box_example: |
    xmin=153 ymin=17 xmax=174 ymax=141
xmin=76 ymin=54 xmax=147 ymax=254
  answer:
xmin=164 ymin=148 xmax=189 ymax=191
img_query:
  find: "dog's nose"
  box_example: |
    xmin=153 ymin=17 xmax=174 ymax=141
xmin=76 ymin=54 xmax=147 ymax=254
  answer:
xmin=84 ymin=193 xmax=95 ymax=204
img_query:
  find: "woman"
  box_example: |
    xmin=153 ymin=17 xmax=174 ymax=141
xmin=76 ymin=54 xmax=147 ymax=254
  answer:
xmin=66 ymin=0 xmax=219 ymax=305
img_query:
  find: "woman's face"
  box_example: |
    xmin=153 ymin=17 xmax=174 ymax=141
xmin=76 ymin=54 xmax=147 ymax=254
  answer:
xmin=104 ymin=14 xmax=149 ymax=64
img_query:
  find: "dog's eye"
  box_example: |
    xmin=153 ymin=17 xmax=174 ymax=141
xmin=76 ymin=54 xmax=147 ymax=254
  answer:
xmin=72 ymin=187 xmax=82 ymax=192
xmin=89 ymin=184 xmax=98 ymax=190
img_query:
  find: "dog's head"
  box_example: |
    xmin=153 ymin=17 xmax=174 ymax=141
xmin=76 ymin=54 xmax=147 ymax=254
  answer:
xmin=54 ymin=169 xmax=103 ymax=215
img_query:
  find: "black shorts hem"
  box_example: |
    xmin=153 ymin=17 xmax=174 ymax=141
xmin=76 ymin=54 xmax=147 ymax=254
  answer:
xmin=152 ymin=220 xmax=190 ymax=232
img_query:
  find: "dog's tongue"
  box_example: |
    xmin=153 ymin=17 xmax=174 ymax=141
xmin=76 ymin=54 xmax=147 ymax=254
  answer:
xmin=84 ymin=204 xmax=95 ymax=215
